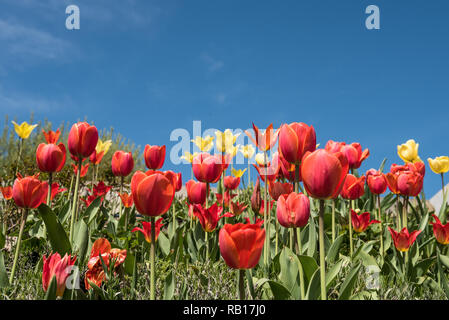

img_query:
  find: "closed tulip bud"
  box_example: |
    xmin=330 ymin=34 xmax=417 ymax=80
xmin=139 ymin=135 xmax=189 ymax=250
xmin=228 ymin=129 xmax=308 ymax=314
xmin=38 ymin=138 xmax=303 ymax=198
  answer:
xmin=131 ymin=171 xmax=175 ymax=217
xmin=268 ymin=180 xmax=294 ymax=201
xmin=428 ymin=156 xmax=449 ymax=174
xmin=397 ymin=139 xmax=421 ymax=163
xmin=42 ymin=253 xmax=77 ymax=297
xmin=192 ymin=153 xmax=223 ymax=183
xmin=36 ymin=143 xmax=66 ymax=173
xmin=276 ymin=192 xmax=310 ymax=228
xmin=366 ymin=169 xmax=387 ymax=195
xmin=186 ymin=180 xmax=207 ymax=205
xmin=12 ymin=173 xmax=47 ymax=209
xmin=192 ymin=203 xmax=232 ymax=232
xmin=430 ymin=214 xmax=449 ymax=245
xmin=341 ymin=143 xmax=369 ymax=169
xmin=340 ymin=174 xmax=366 ymax=200
xmin=132 ymin=218 xmax=164 ymax=243
xmin=224 ymin=176 xmax=240 ymax=190
xmin=301 ymin=149 xmax=349 ymax=200
xmin=144 ymin=145 xmax=166 ymax=170
xmin=278 ymin=122 xmax=316 ymax=165
xmin=245 ymin=123 xmax=279 ymax=152
xmin=0 ymin=186 xmax=13 ymax=200
xmin=219 ymin=221 xmax=265 ymax=269
xmin=388 ymin=227 xmax=421 ymax=252
xmin=351 ymin=209 xmax=379 ymax=233
xmin=111 ymin=150 xmax=134 ymax=177
xmin=251 ymin=177 xmax=261 ymax=213
xmin=67 ymin=122 xmax=99 ymax=159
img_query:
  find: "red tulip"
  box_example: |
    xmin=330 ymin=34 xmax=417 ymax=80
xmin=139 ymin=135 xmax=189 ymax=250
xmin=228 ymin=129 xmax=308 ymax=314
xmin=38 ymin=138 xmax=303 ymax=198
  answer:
xmin=192 ymin=203 xmax=232 ymax=232
xmin=132 ymin=218 xmax=164 ymax=243
xmin=0 ymin=186 xmax=13 ymax=200
xmin=341 ymin=143 xmax=369 ymax=169
xmin=42 ymin=129 xmax=61 ymax=144
xmin=388 ymin=227 xmax=421 ymax=252
xmin=258 ymin=199 xmax=275 ymax=216
xmin=224 ymin=176 xmax=240 ymax=190
xmin=351 ymin=209 xmax=379 ymax=233
xmin=430 ymin=214 xmax=449 ymax=245
xmin=386 ymin=163 xmax=424 ymax=197
xmin=366 ymin=169 xmax=387 ymax=195
xmin=71 ymin=163 xmax=89 ymax=178
xmin=131 ymin=170 xmax=175 ymax=217
xmin=215 ymin=190 xmax=237 ymax=208
xmin=42 ymin=252 xmax=77 ymax=297
xmin=119 ymin=193 xmax=134 ymax=208
xmin=67 ymin=122 xmax=99 ymax=159
xmin=278 ymin=122 xmax=316 ymax=165
xmin=36 ymin=142 xmax=66 ymax=173
xmin=43 ymin=182 xmax=67 ymax=201
xmin=85 ymin=238 xmax=126 ymax=289
xmin=221 ymin=154 xmax=232 ymax=172
xmin=161 ymin=170 xmax=182 ymax=193
xmin=276 ymin=192 xmax=310 ymax=228
xmin=192 ymin=153 xmax=223 ymax=183
xmin=111 ymin=150 xmax=134 ymax=177
xmin=92 ymin=181 xmax=112 ymax=198
xmin=301 ymin=149 xmax=349 ymax=200
xmin=89 ymin=150 xmax=105 ymax=165
xmin=186 ymin=180 xmax=207 ymax=205
xmin=12 ymin=173 xmax=47 ymax=209
xmin=278 ymin=153 xmax=297 ymax=182
xmin=219 ymin=221 xmax=265 ymax=269
xmin=253 ymin=152 xmax=280 ymax=183
xmin=175 ymin=172 xmax=182 ymax=192
xmin=228 ymin=201 xmax=248 ymax=216
xmin=245 ymin=123 xmax=279 ymax=152
xmin=340 ymin=174 xmax=366 ymax=200
xmin=325 ymin=140 xmax=346 ymax=154
xmin=268 ymin=180 xmax=294 ymax=201
xmin=144 ymin=145 xmax=166 ymax=170
xmin=251 ymin=177 xmax=261 ymax=213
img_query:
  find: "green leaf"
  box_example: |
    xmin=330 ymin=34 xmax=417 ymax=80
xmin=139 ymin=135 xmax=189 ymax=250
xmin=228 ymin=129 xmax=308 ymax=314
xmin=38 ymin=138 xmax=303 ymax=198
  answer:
xmin=354 ymin=250 xmax=380 ymax=273
xmin=58 ymin=201 xmax=72 ymax=224
xmin=378 ymin=158 xmax=387 ymax=173
xmin=326 ymin=259 xmax=343 ymax=290
xmin=164 ymin=271 xmax=175 ymax=300
xmin=437 ymin=250 xmax=449 ymax=299
xmin=438 ymin=190 xmax=448 ymax=221
xmin=44 ymin=276 xmax=58 ymax=300
xmin=307 ymin=217 xmax=317 ymax=257
xmin=439 ymin=253 xmax=449 ymax=270
xmin=0 ymin=251 xmax=9 ymax=288
xmin=305 ymin=268 xmax=321 ymax=300
xmin=73 ymin=219 xmax=89 ymax=262
xmin=279 ymin=247 xmax=299 ymax=297
xmin=86 ymin=197 xmax=103 ymax=225
xmin=246 ymin=269 xmax=256 ymax=299
xmin=124 ymin=252 xmax=135 ymax=276
xmin=158 ymin=231 xmax=170 ymax=257
xmin=38 ymin=204 xmax=71 ymax=255
xmin=267 ymin=280 xmax=292 ymax=300
xmin=0 ymin=225 xmax=5 ymax=249
xmin=326 ymin=234 xmax=345 ymax=263
xmin=296 ymin=255 xmax=319 ymax=287
xmin=87 ymin=280 xmax=108 ymax=300
xmin=338 ymin=262 xmax=362 ymax=300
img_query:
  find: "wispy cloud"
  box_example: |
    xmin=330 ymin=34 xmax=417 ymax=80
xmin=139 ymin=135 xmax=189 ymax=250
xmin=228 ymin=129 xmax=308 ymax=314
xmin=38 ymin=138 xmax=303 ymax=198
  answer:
xmin=201 ymin=53 xmax=224 ymax=72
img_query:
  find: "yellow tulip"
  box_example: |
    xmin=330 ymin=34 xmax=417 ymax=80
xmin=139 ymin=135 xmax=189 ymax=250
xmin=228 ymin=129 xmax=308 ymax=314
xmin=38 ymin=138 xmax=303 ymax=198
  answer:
xmin=226 ymin=144 xmax=241 ymax=157
xmin=240 ymin=144 xmax=255 ymax=159
xmin=191 ymin=136 xmax=214 ymax=152
xmin=428 ymin=156 xmax=449 ymax=174
xmin=231 ymin=168 xmax=247 ymax=178
xmin=255 ymin=153 xmax=266 ymax=166
xmin=215 ymin=129 xmax=240 ymax=153
xmin=96 ymin=139 xmax=112 ymax=155
xmin=181 ymin=151 xmax=198 ymax=163
xmin=11 ymin=121 xmax=37 ymax=139
xmin=397 ymin=139 xmax=421 ymax=163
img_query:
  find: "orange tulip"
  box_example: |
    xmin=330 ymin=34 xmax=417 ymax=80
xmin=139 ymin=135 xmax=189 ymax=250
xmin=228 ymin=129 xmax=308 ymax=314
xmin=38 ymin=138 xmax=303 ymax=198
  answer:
xmin=430 ymin=214 xmax=449 ymax=245
xmin=340 ymin=174 xmax=366 ymax=200
xmin=119 ymin=192 xmax=134 ymax=208
xmin=36 ymin=142 xmax=66 ymax=173
xmin=351 ymin=209 xmax=379 ymax=233
xmin=42 ymin=252 xmax=77 ymax=297
xmin=228 ymin=201 xmax=248 ymax=216
xmin=89 ymin=150 xmax=105 ymax=165
xmin=276 ymin=192 xmax=310 ymax=228
xmin=186 ymin=180 xmax=207 ymax=205
xmin=132 ymin=218 xmax=164 ymax=243
xmin=42 ymin=129 xmax=61 ymax=144
xmin=341 ymin=143 xmax=369 ymax=169
xmin=224 ymin=176 xmax=240 ymax=190
xmin=388 ymin=227 xmax=421 ymax=252
xmin=278 ymin=122 xmax=316 ymax=165
xmin=192 ymin=153 xmax=223 ymax=183
xmin=301 ymin=149 xmax=349 ymax=200
xmin=12 ymin=173 xmax=47 ymax=209
xmin=131 ymin=170 xmax=175 ymax=217
xmin=67 ymin=122 xmax=99 ymax=159
xmin=144 ymin=145 xmax=166 ymax=170
xmin=268 ymin=180 xmax=293 ymax=201
xmin=245 ymin=123 xmax=279 ymax=152
xmin=219 ymin=220 xmax=265 ymax=269
xmin=85 ymin=238 xmax=126 ymax=289
xmin=366 ymin=169 xmax=387 ymax=195
xmin=71 ymin=163 xmax=89 ymax=178
xmin=386 ymin=163 xmax=424 ymax=197
xmin=0 ymin=186 xmax=13 ymax=200
xmin=111 ymin=150 xmax=134 ymax=177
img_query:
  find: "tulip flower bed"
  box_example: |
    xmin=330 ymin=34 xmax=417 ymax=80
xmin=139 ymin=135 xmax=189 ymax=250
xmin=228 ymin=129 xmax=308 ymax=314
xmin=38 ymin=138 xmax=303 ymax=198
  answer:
xmin=1 ymin=117 xmax=449 ymax=300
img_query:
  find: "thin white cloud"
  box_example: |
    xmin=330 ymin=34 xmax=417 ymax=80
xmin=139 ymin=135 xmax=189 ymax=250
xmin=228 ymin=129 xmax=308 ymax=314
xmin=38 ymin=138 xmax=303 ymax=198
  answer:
xmin=201 ymin=53 xmax=224 ymax=72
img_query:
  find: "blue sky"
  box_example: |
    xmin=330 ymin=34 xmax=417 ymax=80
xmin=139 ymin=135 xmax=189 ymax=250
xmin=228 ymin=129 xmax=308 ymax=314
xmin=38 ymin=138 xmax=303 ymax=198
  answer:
xmin=0 ymin=0 xmax=448 ymax=197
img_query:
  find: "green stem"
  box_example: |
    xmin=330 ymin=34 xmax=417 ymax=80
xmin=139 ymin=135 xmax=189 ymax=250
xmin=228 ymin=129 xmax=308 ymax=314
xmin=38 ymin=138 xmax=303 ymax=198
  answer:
xmin=331 ymin=200 xmax=335 ymax=242
xmin=14 ymin=139 xmax=23 ymax=177
xmin=377 ymin=195 xmax=383 ymax=263
xmin=238 ymin=269 xmax=245 ymax=300
xmin=275 ymin=214 xmax=279 ymax=256
xmin=150 ymin=216 xmax=156 ymax=300
xmin=263 ymin=151 xmax=268 ymax=268
xmin=69 ymin=159 xmax=82 ymax=244
xmin=396 ymin=195 xmax=401 ymax=230
xmin=296 ymin=227 xmax=305 ymax=300
xmin=46 ymin=172 xmax=53 ymax=207
xmin=318 ymin=199 xmax=326 ymax=300
xmin=9 ymin=208 xmax=28 ymax=284
xmin=248 ymin=161 xmax=251 ymax=187
xmin=172 ymin=200 xmax=176 ymax=236
xmin=205 ymin=182 xmax=209 ymax=261
xmin=119 ymin=176 xmax=124 ymax=218
xmin=289 ymin=229 xmax=293 ymax=251
xmin=349 ymin=200 xmax=354 ymax=258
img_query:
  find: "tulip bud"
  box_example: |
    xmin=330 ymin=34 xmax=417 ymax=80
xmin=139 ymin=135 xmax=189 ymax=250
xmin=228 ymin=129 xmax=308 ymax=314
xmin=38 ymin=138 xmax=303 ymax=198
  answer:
xmin=67 ymin=122 xmax=99 ymax=159
xmin=278 ymin=122 xmax=316 ymax=165
xmin=12 ymin=173 xmax=47 ymax=209
xmin=251 ymin=177 xmax=261 ymax=213
xmin=144 ymin=145 xmax=166 ymax=170
xmin=111 ymin=150 xmax=134 ymax=177
xmin=276 ymin=192 xmax=310 ymax=228
xmin=36 ymin=143 xmax=66 ymax=173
